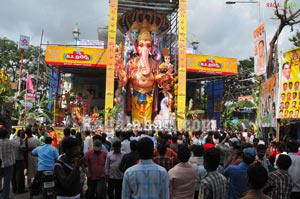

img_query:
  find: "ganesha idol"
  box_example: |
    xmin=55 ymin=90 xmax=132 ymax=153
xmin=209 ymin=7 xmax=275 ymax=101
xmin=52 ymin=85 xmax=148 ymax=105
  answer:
xmin=115 ymin=13 xmax=172 ymax=126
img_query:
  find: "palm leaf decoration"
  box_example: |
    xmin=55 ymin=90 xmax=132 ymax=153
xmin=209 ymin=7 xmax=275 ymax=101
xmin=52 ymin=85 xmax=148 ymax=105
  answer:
xmin=176 ymin=99 xmax=205 ymax=119
xmin=99 ymin=104 xmax=122 ymax=121
xmin=221 ymin=100 xmax=256 ymax=130
xmin=25 ymin=93 xmax=53 ymax=122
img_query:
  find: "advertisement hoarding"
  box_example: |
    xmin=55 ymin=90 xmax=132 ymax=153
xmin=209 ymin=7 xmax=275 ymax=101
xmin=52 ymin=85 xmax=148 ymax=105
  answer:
xmin=186 ymin=54 xmax=238 ymax=75
xmin=260 ymin=74 xmax=278 ymax=127
xmin=277 ymin=48 xmax=300 ymax=119
xmin=253 ymin=23 xmax=267 ymax=76
xmin=45 ymin=45 xmax=108 ymax=67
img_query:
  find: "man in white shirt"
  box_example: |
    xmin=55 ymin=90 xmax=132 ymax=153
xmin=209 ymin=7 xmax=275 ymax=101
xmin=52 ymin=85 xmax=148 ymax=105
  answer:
xmin=287 ymin=140 xmax=300 ymax=199
xmin=120 ymin=131 xmax=131 ymax=154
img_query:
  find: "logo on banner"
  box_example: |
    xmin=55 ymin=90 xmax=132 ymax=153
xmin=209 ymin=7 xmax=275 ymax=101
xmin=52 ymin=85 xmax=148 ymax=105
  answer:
xmin=64 ymin=51 xmax=92 ymax=61
xmin=18 ymin=35 xmax=30 ymax=50
xmin=199 ymin=58 xmax=222 ymax=69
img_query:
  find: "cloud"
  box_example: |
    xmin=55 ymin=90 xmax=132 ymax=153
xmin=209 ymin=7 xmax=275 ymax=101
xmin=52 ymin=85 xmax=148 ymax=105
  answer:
xmin=0 ymin=0 xmax=297 ymax=60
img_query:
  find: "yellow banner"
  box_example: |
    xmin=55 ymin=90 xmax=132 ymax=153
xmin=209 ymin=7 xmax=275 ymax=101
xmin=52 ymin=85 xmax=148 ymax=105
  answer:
xmin=177 ymin=0 xmax=187 ymax=130
xmin=45 ymin=45 xmax=107 ymax=67
xmin=186 ymin=54 xmax=238 ymax=75
xmin=53 ymin=127 xmax=80 ymax=143
xmin=277 ymin=48 xmax=300 ymax=119
xmin=105 ymin=0 xmax=118 ymax=121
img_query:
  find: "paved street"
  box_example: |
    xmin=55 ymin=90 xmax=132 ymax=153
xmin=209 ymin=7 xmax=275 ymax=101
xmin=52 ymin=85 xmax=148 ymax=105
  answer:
xmin=4 ymin=176 xmax=42 ymax=199
xmin=11 ymin=191 xmax=32 ymax=199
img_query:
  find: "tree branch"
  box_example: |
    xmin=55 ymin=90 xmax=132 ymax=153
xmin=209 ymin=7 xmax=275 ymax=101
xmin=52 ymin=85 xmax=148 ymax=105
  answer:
xmin=267 ymin=0 xmax=300 ymax=77
xmin=283 ymin=0 xmax=288 ymax=17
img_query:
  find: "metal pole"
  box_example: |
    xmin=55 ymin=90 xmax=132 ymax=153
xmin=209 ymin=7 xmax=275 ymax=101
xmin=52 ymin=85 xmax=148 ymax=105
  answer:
xmin=53 ymin=67 xmax=59 ymax=126
xmin=18 ymin=49 xmax=24 ymax=95
xmin=36 ymin=29 xmax=44 ymax=89
xmin=276 ymin=119 xmax=280 ymax=142
xmin=24 ymin=72 xmax=28 ymax=125
xmin=53 ymin=93 xmax=56 ymax=126
xmin=258 ymin=0 xmax=261 ymax=24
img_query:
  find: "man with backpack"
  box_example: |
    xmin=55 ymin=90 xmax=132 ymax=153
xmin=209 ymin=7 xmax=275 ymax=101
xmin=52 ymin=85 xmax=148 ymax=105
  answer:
xmin=54 ymin=137 xmax=85 ymax=199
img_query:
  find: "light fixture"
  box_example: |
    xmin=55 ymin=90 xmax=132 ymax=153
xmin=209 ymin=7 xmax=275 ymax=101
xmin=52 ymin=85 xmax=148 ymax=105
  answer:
xmin=72 ymin=23 xmax=80 ymax=40
xmin=226 ymin=1 xmax=258 ymax=4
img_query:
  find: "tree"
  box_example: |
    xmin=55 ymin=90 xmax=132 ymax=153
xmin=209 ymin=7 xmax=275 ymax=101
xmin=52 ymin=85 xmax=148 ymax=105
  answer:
xmin=267 ymin=0 xmax=300 ymax=77
xmin=0 ymin=38 xmax=20 ymax=82
xmin=221 ymin=57 xmax=257 ymax=130
xmin=0 ymin=81 xmax=14 ymax=128
xmin=289 ymin=30 xmax=300 ymax=47
xmin=239 ymin=57 xmax=254 ymax=73
xmin=0 ymin=37 xmax=52 ymax=126
xmin=223 ymin=57 xmax=255 ymax=102
xmin=0 ymin=37 xmax=50 ymax=94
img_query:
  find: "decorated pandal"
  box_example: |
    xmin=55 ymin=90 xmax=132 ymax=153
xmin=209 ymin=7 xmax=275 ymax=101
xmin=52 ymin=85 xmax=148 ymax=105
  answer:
xmin=58 ymin=10 xmax=180 ymax=131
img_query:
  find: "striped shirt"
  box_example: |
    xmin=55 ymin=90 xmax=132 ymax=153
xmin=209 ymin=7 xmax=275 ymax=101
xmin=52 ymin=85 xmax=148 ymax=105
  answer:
xmin=264 ymin=169 xmax=293 ymax=199
xmin=0 ymin=138 xmax=16 ymax=168
xmin=153 ymin=156 xmax=173 ymax=171
xmin=122 ymin=159 xmax=169 ymax=199
xmin=199 ymin=171 xmax=228 ymax=199
xmin=105 ymin=151 xmax=124 ymax=179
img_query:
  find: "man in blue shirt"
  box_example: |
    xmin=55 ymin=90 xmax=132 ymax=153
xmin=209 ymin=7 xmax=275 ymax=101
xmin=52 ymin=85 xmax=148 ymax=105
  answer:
xmin=223 ymin=147 xmax=256 ymax=199
xmin=31 ymin=136 xmax=59 ymax=191
xmin=122 ymin=137 xmax=169 ymax=199
xmin=32 ymin=137 xmax=59 ymax=172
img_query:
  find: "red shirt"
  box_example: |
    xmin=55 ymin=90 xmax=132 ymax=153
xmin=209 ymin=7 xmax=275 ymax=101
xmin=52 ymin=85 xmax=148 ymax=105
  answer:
xmin=85 ymin=149 xmax=107 ymax=180
xmin=203 ymin=143 xmax=215 ymax=151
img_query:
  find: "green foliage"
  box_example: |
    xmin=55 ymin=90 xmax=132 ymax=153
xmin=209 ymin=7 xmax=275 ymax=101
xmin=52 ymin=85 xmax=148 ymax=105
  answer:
xmin=186 ymin=99 xmax=205 ymax=117
xmin=0 ymin=81 xmax=13 ymax=98
xmin=107 ymin=103 xmax=122 ymax=119
xmin=0 ymin=82 xmax=14 ymax=116
xmin=238 ymin=57 xmax=254 ymax=73
xmin=0 ymin=37 xmax=50 ymax=92
xmin=25 ymin=94 xmax=53 ymax=123
xmin=289 ymin=31 xmax=300 ymax=47
xmin=0 ymin=37 xmax=52 ymax=125
xmin=223 ymin=57 xmax=255 ymax=102
xmin=222 ymin=57 xmax=257 ymax=130
xmin=99 ymin=104 xmax=122 ymax=121
xmin=176 ymin=99 xmax=204 ymax=119
xmin=221 ymin=100 xmax=256 ymax=130
xmin=0 ymin=38 xmax=19 ymax=82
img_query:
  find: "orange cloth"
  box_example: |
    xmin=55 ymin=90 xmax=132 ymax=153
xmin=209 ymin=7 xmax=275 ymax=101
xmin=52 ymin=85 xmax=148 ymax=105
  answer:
xmin=154 ymin=147 xmax=177 ymax=160
xmin=49 ymin=130 xmax=58 ymax=148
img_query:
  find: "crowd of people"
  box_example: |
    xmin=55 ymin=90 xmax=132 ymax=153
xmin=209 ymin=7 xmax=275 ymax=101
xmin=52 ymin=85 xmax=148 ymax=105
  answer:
xmin=0 ymin=124 xmax=300 ymax=199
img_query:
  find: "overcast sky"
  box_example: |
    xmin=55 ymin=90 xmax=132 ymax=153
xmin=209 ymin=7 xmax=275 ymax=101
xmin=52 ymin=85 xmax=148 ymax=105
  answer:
xmin=0 ymin=0 xmax=298 ymax=60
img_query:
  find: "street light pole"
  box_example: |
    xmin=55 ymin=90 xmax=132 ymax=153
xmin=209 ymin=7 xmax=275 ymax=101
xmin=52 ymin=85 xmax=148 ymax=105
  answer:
xmin=226 ymin=1 xmax=258 ymax=4
xmin=187 ymin=32 xmax=199 ymax=54
xmin=191 ymin=40 xmax=199 ymax=54
xmin=72 ymin=23 xmax=80 ymax=46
